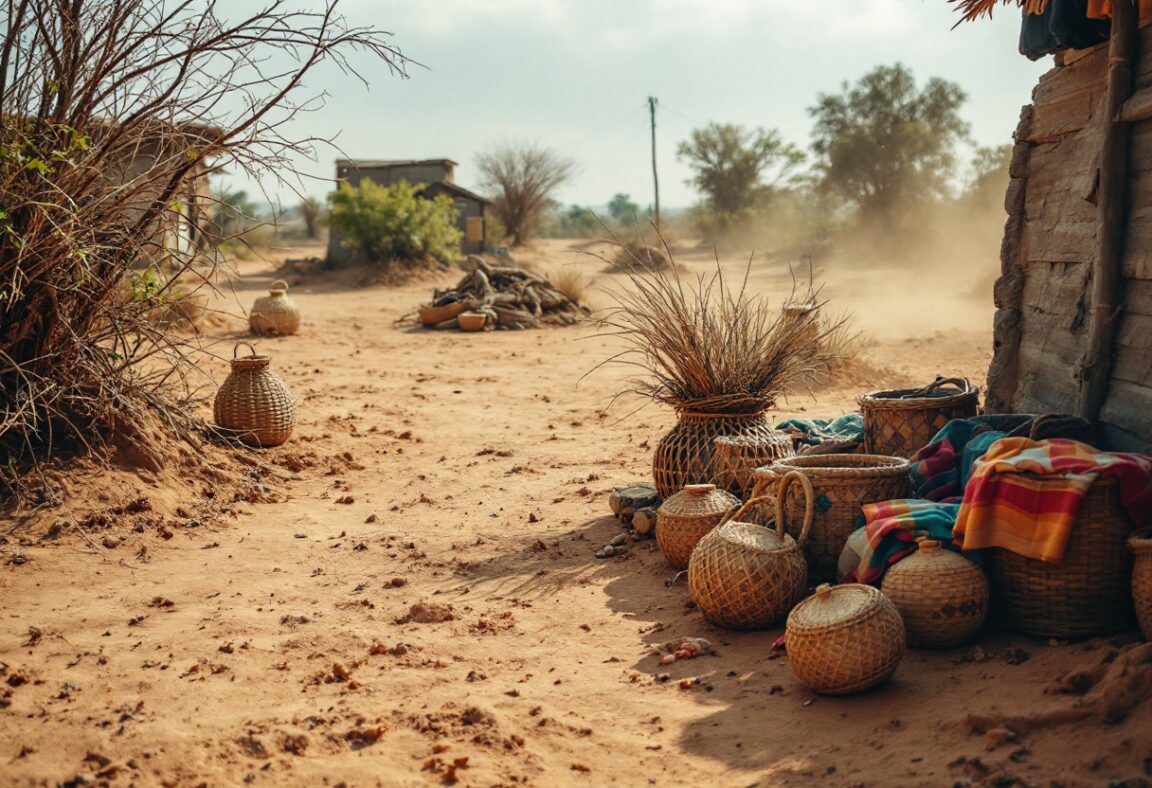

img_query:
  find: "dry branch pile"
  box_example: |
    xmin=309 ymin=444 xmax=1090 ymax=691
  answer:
xmin=420 ymin=256 xmax=588 ymax=330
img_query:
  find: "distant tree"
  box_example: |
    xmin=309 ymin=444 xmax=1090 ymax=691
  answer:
xmin=546 ymin=205 xmax=600 ymax=238
xmin=608 ymin=193 xmax=640 ymax=224
xmin=475 ymin=142 xmax=576 ymax=246
xmin=299 ymin=196 xmax=324 ymax=239
xmin=210 ymin=188 xmax=261 ymax=239
xmin=676 ymin=123 xmax=805 ymax=215
xmin=809 ymin=63 xmax=970 ymax=225
xmin=965 ymin=144 xmax=1012 ymax=206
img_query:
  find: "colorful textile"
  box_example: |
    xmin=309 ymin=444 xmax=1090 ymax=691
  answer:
xmin=1086 ymin=0 xmax=1152 ymax=21
xmin=838 ymin=500 xmax=961 ymax=585
xmin=1019 ymin=0 xmax=1109 ymax=60
xmin=909 ymin=419 xmax=1005 ymax=502
xmin=954 ymin=438 xmax=1152 ymax=563
xmin=775 ymin=413 xmax=863 ymax=449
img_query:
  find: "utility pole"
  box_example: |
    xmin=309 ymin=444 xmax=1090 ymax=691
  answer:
xmin=648 ymin=96 xmax=660 ymax=229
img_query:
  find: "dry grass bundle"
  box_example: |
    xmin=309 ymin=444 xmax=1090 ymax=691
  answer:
xmin=0 ymin=1 xmax=407 ymax=499
xmin=596 ymin=247 xmax=856 ymax=415
xmin=607 ymin=242 xmax=672 ymax=273
xmin=546 ymin=267 xmax=590 ymax=305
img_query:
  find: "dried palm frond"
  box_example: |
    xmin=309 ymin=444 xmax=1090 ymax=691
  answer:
xmin=948 ymin=0 xmax=1046 ymax=24
xmin=593 ymin=247 xmax=857 ymax=415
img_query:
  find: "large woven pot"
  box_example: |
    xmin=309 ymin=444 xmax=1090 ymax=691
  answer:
xmin=857 ymin=377 xmax=979 ymax=458
xmin=986 ymin=478 xmax=1135 ymax=639
xmin=785 ymin=583 xmax=905 ymax=695
xmin=1131 ymin=528 xmax=1152 ymax=640
xmin=213 ymin=343 xmax=296 ymax=447
xmin=655 ymin=483 xmax=739 ymax=570
xmin=249 ymin=280 xmax=301 ymax=336
xmin=712 ymin=432 xmax=795 ymax=499
xmin=653 ymin=409 xmax=779 ymax=500
xmin=881 ymin=538 xmax=988 ymax=648
xmin=752 ymin=454 xmax=911 ymax=584
xmin=688 ymin=471 xmax=812 ymax=629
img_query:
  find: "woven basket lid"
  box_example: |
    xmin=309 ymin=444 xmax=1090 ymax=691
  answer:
xmin=788 ymin=584 xmax=888 ymax=634
xmin=716 ymin=520 xmax=795 ymax=553
xmin=659 ymin=483 xmax=739 ymax=519
xmin=886 ymin=539 xmax=981 ymax=581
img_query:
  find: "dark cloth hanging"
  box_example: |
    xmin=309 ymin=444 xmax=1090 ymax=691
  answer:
xmin=1019 ymin=0 xmax=1110 ymax=60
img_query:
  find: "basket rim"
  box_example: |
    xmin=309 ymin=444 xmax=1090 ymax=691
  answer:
xmin=755 ymin=453 xmax=909 ymax=479
xmin=786 ymin=585 xmax=890 ymax=635
xmin=1130 ymin=526 xmax=1152 ymax=548
xmin=857 ymin=384 xmax=979 ymax=409
xmin=715 ymin=520 xmax=801 ymax=555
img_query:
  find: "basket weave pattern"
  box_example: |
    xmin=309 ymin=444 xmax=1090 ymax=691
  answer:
xmin=986 ymin=479 xmax=1135 ymax=638
xmin=785 ymin=583 xmax=905 ymax=695
xmin=858 ymin=378 xmax=979 ymax=458
xmin=655 ymin=484 xmax=739 ymax=570
xmin=652 ymin=410 xmax=778 ymax=500
xmin=687 ymin=473 xmax=813 ymax=629
xmin=881 ymin=539 xmax=988 ymax=648
xmin=214 ymin=346 xmax=296 ymax=448
xmin=1132 ymin=529 xmax=1152 ymax=640
xmin=712 ymin=432 xmax=795 ymax=499
xmin=250 ymin=280 xmax=301 ymax=336
xmin=752 ymin=454 xmax=911 ymax=584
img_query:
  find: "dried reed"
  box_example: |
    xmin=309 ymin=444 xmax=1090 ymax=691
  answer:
xmin=595 ymin=242 xmax=855 ymax=415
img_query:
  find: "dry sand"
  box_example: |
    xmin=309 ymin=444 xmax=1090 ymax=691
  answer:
xmin=1 ymin=239 xmax=1149 ymax=787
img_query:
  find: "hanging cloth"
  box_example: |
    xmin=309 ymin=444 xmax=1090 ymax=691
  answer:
xmin=1086 ymin=0 xmax=1152 ymax=22
xmin=1020 ymin=0 xmax=1111 ymax=60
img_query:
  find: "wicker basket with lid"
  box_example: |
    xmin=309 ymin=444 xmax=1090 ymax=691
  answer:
xmin=688 ymin=471 xmax=812 ymax=629
xmin=655 ymin=483 xmax=740 ymax=570
xmin=213 ymin=342 xmax=296 ymax=447
xmin=752 ymin=454 xmax=911 ymax=584
xmin=249 ymin=280 xmax=301 ymax=336
xmin=712 ymin=432 xmax=795 ymax=499
xmin=1131 ymin=528 xmax=1152 ymax=640
xmin=785 ymin=583 xmax=905 ymax=695
xmin=857 ymin=377 xmax=979 ymax=458
xmin=881 ymin=538 xmax=988 ymax=648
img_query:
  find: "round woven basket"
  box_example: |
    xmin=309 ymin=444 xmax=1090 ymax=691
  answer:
xmin=688 ymin=471 xmax=812 ymax=629
xmin=786 ymin=583 xmax=905 ymax=695
xmin=1131 ymin=528 xmax=1152 ymax=640
xmin=655 ymin=483 xmax=740 ymax=570
xmin=986 ymin=478 xmax=1135 ymax=639
xmin=249 ymin=280 xmax=301 ymax=336
xmin=712 ymin=432 xmax=795 ymax=499
xmin=857 ymin=377 xmax=979 ymax=458
xmin=751 ymin=454 xmax=911 ymax=584
xmin=652 ymin=410 xmax=779 ymax=500
xmin=213 ymin=342 xmax=296 ymax=447
xmin=881 ymin=538 xmax=989 ymax=648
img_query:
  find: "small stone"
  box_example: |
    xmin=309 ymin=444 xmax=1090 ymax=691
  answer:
xmin=594 ymin=545 xmax=618 ymax=559
xmin=632 ymin=507 xmax=657 ymax=536
xmin=610 ymin=533 xmax=628 ymax=547
xmin=609 ymin=485 xmax=659 ymax=520
xmin=984 ymin=727 xmax=1016 ymax=751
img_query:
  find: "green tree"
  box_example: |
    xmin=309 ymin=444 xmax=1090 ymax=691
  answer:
xmin=327 ymin=179 xmax=461 ymax=266
xmin=676 ymin=123 xmax=805 ymax=215
xmin=608 ymin=193 xmax=640 ymax=224
xmin=809 ymin=63 xmax=970 ymax=225
xmin=965 ymin=144 xmax=1012 ymax=206
xmin=298 ymin=196 xmax=325 ymax=239
xmin=545 ymin=205 xmax=600 ymax=238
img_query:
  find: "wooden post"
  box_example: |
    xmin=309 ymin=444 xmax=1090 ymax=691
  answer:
xmin=1077 ymin=0 xmax=1139 ymax=421
xmin=648 ymin=96 xmax=660 ymax=229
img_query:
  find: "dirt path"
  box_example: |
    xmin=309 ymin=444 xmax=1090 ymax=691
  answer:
xmin=1 ymin=240 xmax=1149 ymax=786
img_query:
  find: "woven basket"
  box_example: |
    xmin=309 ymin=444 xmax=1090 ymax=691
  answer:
xmin=1132 ymin=528 xmax=1152 ymax=640
xmin=712 ymin=432 xmax=795 ymax=499
xmin=249 ymin=280 xmax=301 ymax=336
xmin=986 ymin=478 xmax=1136 ymax=639
xmin=785 ymin=583 xmax=905 ymax=695
xmin=688 ymin=472 xmax=812 ymax=629
xmin=213 ymin=342 xmax=296 ymax=447
xmin=655 ymin=483 xmax=740 ymax=570
xmin=751 ymin=454 xmax=911 ymax=584
xmin=881 ymin=538 xmax=989 ymax=648
xmin=858 ymin=377 xmax=980 ymax=458
xmin=653 ymin=410 xmax=779 ymax=500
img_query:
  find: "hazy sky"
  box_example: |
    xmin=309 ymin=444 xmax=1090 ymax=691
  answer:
xmin=232 ymin=0 xmax=1050 ymax=210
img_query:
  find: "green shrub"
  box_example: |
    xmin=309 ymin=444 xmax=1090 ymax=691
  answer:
xmin=327 ymin=179 xmax=461 ymax=266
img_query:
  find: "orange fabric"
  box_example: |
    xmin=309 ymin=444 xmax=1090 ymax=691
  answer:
xmin=1086 ymin=0 xmax=1152 ymax=20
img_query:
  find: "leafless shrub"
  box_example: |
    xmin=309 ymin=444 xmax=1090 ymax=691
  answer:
xmin=0 ymin=0 xmax=409 ymax=497
xmin=475 ymin=142 xmax=576 ymax=247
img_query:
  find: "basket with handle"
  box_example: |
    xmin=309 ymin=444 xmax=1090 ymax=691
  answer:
xmin=857 ymin=377 xmax=979 ymax=458
xmin=687 ymin=471 xmax=813 ymax=629
xmin=986 ymin=478 xmax=1136 ymax=638
xmin=751 ymin=454 xmax=912 ymax=584
xmin=249 ymin=279 xmax=301 ymax=336
xmin=213 ymin=342 xmax=296 ymax=447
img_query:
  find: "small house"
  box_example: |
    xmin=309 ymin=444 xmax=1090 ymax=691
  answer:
xmin=958 ymin=0 xmax=1152 ymax=450
xmin=327 ymin=158 xmax=489 ymax=264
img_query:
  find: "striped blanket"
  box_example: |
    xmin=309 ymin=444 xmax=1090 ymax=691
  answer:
xmin=839 ymin=499 xmax=961 ymax=585
xmin=953 ymin=438 xmax=1152 ymax=563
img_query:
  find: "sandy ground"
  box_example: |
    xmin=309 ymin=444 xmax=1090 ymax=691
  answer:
xmin=1 ymin=238 xmax=1150 ymax=787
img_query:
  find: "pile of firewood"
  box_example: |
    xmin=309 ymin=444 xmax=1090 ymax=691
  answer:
xmin=419 ymin=255 xmax=588 ymax=330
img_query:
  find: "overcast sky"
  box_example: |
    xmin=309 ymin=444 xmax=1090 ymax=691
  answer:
xmin=230 ymin=0 xmax=1049 ymax=210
